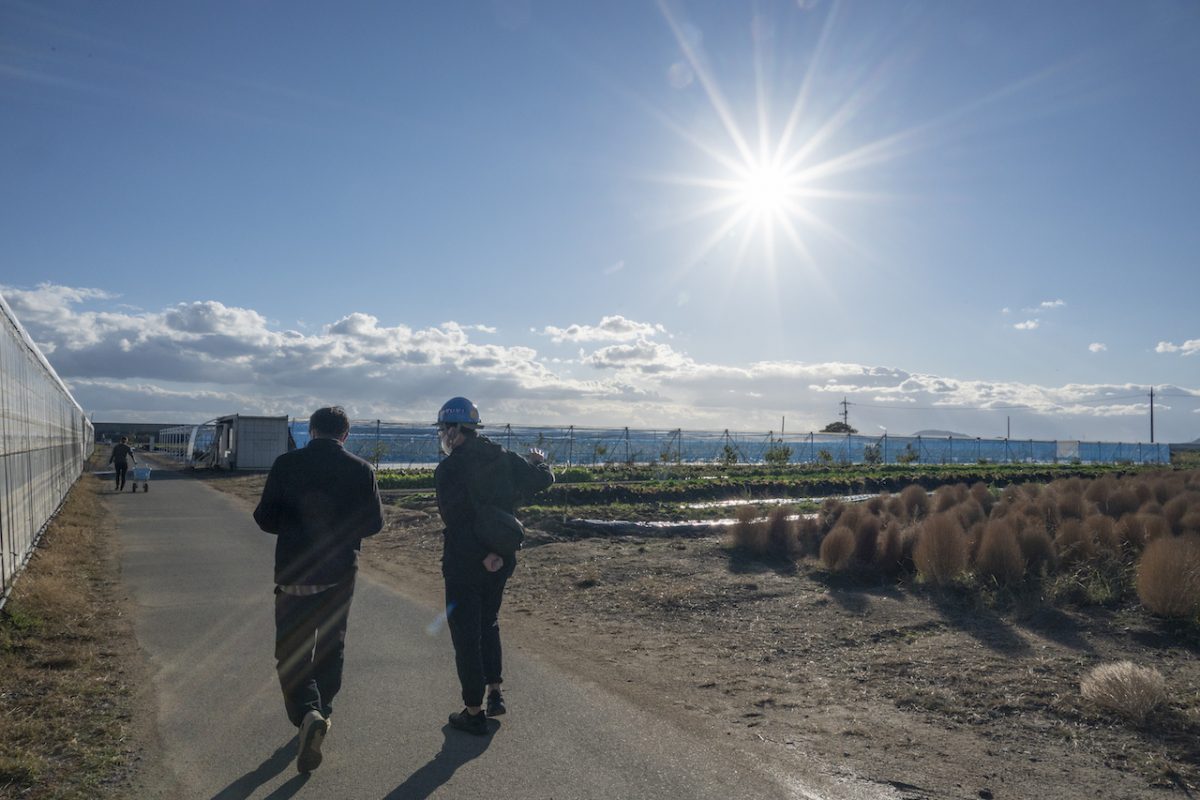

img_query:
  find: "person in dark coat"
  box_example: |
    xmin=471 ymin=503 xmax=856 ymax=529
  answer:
xmin=107 ymin=436 xmax=136 ymax=491
xmin=433 ymin=396 xmax=554 ymax=735
xmin=253 ymin=406 xmax=383 ymax=773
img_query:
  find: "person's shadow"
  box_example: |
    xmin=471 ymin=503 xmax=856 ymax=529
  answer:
xmin=210 ymin=736 xmax=307 ymax=800
xmin=383 ymin=723 xmax=496 ymax=800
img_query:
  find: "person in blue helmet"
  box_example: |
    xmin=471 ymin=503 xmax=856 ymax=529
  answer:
xmin=434 ymin=396 xmax=554 ymax=735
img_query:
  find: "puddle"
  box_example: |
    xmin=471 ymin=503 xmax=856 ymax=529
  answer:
xmin=681 ymin=494 xmax=874 ymax=510
xmin=563 ymin=494 xmax=874 ymax=535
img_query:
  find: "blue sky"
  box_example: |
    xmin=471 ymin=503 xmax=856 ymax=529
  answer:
xmin=3 ymin=0 xmax=1198 ymax=441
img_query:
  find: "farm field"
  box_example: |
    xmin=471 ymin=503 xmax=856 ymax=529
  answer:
xmin=204 ymin=462 xmax=1200 ymax=799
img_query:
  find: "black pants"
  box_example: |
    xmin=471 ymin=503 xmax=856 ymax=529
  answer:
xmin=113 ymin=463 xmax=128 ymax=490
xmin=274 ymin=578 xmax=355 ymax=727
xmin=445 ymin=572 xmax=509 ymax=707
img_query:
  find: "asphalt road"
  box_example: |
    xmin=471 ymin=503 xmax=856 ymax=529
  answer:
xmin=107 ymin=465 xmax=860 ymax=800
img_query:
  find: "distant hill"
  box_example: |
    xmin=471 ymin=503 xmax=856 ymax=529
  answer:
xmin=910 ymin=429 xmax=971 ymax=438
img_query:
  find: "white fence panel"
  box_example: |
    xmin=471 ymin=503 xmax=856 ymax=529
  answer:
xmin=0 ymin=292 xmax=93 ymax=607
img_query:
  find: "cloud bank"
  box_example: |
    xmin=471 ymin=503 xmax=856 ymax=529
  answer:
xmin=3 ymin=283 xmax=1197 ymax=441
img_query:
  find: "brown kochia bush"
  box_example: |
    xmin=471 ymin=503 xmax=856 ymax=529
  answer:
xmin=885 ymin=494 xmax=907 ymax=521
xmin=820 ymin=498 xmax=845 ymax=532
xmin=976 ymin=519 xmax=1025 ymax=585
xmin=1084 ymin=477 xmax=1113 ymax=512
xmin=969 ymin=482 xmax=995 ymax=514
xmin=795 ymin=516 xmax=821 ymax=558
xmin=914 ymin=513 xmax=968 ymax=586
xmin=1057 ymin=491 xmax=1088 ymax=521
xmin=901 ymin=485 xmax=929 ymax=521
xmin=1163 ymin=495 xmax=1190 ymax=535
xmin=852 ymin=514 xmax=879 ymax=564
xmin=875 ymin=524 xmax=903 ymax=574
xmin=1136 ymin=533 xmax=1200 ymax=618
xmin=729 ymin=507 xmax=766 ymax=554
xmin=1141 ymin=513 xmax=1171 ymax=542
xmin=1085 ymin=515 xmax=1120 ymax=557
xmin=820 ymin=524 xmax=857 ymax=572
xmin=1080 ymin=661 xmax=1167 ymax=724
xmin=1018 ymin=525 xmax=1057 ymax=575
xmin=1105 ymin=487 xmax=1141 ymax=519
xmin=765 ymin=507 xmax=796 ymax=560
xmin=1055 ymin=519 xmax=1095 ymax=565
xmin=957 ymin=498 xmax=986 ymax=530
xmin=1116 ymin=514 xmax=1146 ymax=551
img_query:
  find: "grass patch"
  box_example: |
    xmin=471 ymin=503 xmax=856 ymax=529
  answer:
xmin=0 ymin=456 xmax=140 ymax=799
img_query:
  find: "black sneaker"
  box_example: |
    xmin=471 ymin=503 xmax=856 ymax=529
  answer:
xmin=448 ymin=708 xmax=488 ymax=736
xmin=486 ymin=689 xmax=506 ymax=717
xmin=296 ymin=710 xmax=329 ymax=773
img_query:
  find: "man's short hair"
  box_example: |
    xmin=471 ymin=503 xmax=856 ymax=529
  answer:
xmin=120 ymin=436 xmax=128 ymax=443
xmin=310 ymin=406 xmax=351 ymax=439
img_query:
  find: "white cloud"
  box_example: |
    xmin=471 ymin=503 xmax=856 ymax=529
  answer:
xmin=1037 ymin=299 xmax=1065 ymax=310
xmin=1014 ymin=319 xmax=1040 ymax=331
xmin=542 ymin=315 xmax=666 ymax=344
xmin=1156 ymin=339 xmax=1200 ymax=356
xmin=604 ymin=260 xmax=625 ymax=275
xmin=1001 ymin=307 xmax=1011 ymax=314
xmin=1088 ymin=343 xmax=1106 ymax=353
xmin=4 ymin=284 xmax=1198 ymax=441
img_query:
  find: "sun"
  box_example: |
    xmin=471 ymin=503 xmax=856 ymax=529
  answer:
xmin=650 ymin=2 xmax=914 ymax=283
xmin=734 ymin=161 xmax=796 ymax=219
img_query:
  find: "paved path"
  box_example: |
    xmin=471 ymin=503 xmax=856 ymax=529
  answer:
xmin=107 ymin=465 xmax=852 ymax=800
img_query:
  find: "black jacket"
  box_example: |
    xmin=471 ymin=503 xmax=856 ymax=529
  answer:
xmin=108 ymin=443 xmax=135 ymax=466
xmin=253 ymin=438 xmax=384 ymax=585
xmin=434 ymin=434 xmax=554 ymax=582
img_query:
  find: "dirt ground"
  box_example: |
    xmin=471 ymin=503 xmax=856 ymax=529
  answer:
xmin=205 ymin=472 xmax=1200 ymax=800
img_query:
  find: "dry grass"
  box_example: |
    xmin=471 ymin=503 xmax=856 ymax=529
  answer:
xmin=1136 ymin=534 xmax=1200 ymax=618
xmin=914 ymin=513 xmax=967 ymax=586
xmin=1080 ymin=661 xmax=1167 ymax=724
xmin=0 ymin=465 xmax=139 ymax=799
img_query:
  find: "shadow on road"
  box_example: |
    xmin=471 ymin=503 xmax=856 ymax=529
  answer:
xmin=210 ymin=737 xmax=299 ymax=800
xmin=383 ymin=724 xmax=495 ymax=800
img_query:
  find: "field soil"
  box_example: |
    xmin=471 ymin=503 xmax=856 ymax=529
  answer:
xmin=205 ymin=471 xmax=1200 ymax=800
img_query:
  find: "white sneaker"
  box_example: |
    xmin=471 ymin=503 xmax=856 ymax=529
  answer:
xmin=296 ymin=710 xmax=329 ymax=773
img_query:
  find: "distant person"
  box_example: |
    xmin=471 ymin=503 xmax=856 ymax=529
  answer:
xmin=252 ymin=406 xmax=383 ymax=773
xmin=433 ymin=397 xmax=554 ymax=735
xmin=107 ymin=436 xmax=136 ymax=491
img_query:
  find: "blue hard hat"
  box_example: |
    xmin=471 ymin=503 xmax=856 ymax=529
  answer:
xmin=436 ymin=396 xmax=482 ymax=427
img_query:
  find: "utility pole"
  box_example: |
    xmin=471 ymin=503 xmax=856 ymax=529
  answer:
xmin=1007 ymin=416 xmax=1010 ymax=439
xmin=780 ymin=416 xmax=785 ymax=441
xmin=840 ymin=396 xmax=850 ymax=429
xmin=1150 ymin=386 xmax=1155 ymax=443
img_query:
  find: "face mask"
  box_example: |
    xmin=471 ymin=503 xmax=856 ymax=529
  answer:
xmin=439 ymin=428 xmax=455 ymax=455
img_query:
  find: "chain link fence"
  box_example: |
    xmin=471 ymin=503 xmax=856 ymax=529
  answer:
xmin=280 ymin=420 xmax=1168 ymax=468
xmin=0 ymin=294 xmax=94 ymax=608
